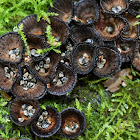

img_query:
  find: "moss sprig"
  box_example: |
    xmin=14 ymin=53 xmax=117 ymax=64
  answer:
xmin=133 ymin=14 xmax=140 ymax=25
xmin=17 ymin=24 xmax=30 ymax=56
xmin=0 ymin=95 xmax=21 ymax=139
xmin=36 ymin=25 xmax=61 ymax=54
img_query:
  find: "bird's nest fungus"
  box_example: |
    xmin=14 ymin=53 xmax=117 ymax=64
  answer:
xmin=0 ymin=0 xmax=140 ymax=138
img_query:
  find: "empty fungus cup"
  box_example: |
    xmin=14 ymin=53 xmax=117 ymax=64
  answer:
xmin=48 ymin=0 xmax=73 ymax=24
xmin=59 ymin=108 xmax=86 ymax=139
xmin=9 ymin=98 xmax=40 ymax=126
xmin=17 ymin=14 xmax=46 ymax=37
xmin=74 ymin=0 xmax=99 ymax=25
xmin=100 ymin=0 xmax=129 ymax=15
xmin=12 ymin=65 xmax=47 ymax=100
xmin=0 ymin=32 xmax=24 ymax=64
xmin=71 ymin=43 xmax=96 ymax=75
xmin=48 ymin=64 xmax=77 ymax=96
xmin=93 ymin=45 xmax=122 ymax=77
xmin=31 ymin=106 xmax=61 ymax=137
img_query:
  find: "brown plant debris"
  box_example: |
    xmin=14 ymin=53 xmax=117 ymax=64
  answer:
xmin=0 ymin=91 xmax=12 ymax=101
xmin=103 ymin=68 xmax=133 ymax=92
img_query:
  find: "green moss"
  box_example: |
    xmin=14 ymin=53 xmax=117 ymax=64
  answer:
xmin=0 ymin=0 xmax=54 ymax=35
xmin=0 ymin=0 xmax=140 ymax=139
xmin=1 ymin=70 xmax=140 ymax=139
xmin=72 ymin=72 xmax=140 ymax=140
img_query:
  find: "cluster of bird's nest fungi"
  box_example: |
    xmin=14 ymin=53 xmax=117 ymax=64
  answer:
xmin=0 ymin=0 xmax=140 ymax=139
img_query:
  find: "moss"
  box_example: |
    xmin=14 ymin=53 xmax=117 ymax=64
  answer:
xmin=0 ymin=0 xmax=140 ymax=140
xmin=1 ymin=70 xmax=140 ymax=139
xmin=0 ymin=0 xmax=54 ymax=35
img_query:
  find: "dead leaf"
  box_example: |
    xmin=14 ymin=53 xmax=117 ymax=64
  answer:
xmin=103 ymin=68 xmax=133 ymax=92
xmin=0 ymin=91 xmax=12 ymax=101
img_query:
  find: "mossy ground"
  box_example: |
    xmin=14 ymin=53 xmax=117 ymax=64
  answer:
xmin=0 ymin=0 xmax=140 ymax=140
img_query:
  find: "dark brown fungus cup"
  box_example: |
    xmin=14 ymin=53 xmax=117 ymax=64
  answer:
xmin=31 ymin=106 xmax=61 ymax=137
xmin=30 ymin=51 xmax=60 ymax=83
xmin=12 ymin=65 xmax=47 ymax=99
xmin=59 ymin=108 xmax=86 ymax=139
xmin=0 ymin=32 xmax=24 ymax=64
xmin=128 ymin=2 xmax=140 ymax=16
xmin=74 ymin=0 xmax=99 ymax=25
xmin=48 ymin=0 xmax=73 ymax=24
xmin=94 ymin=10 xmax=128 ymax=41
xmin=71 ymin=43 xmax=96 ymax=75
xmin=17 ymin=14 xmax=46 ymax=37
xmin=115 ymin=38 xmax=139 ymax=62
xmin=48 ymin=64 xmax=77 ymax=96
xmin=70 ymin=25 xmax=103 ymax=46
xmin=121 ymin=12 xmax=139 ymax=40
xmin=0 ymin=63 xmax=18 ymax=92
xmin=9 ymin=98 xmax=40 ymax=126
xmin=132 ymin=46 xmax=140 ymax=71
xmin=100 ymin=0 xmax=129 ymax=15
xmin=93 ymin=45 xmax=122 ymax=77
xmin=46 ymin=17 xmax=69 ymax=45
